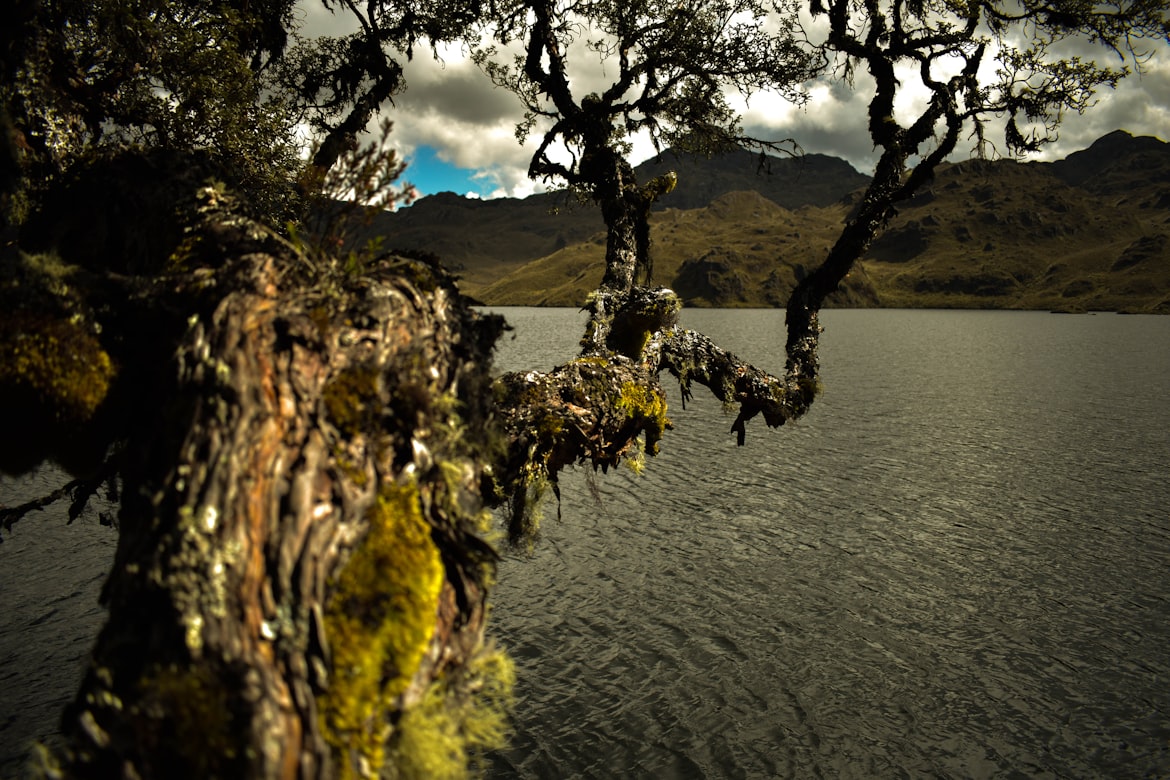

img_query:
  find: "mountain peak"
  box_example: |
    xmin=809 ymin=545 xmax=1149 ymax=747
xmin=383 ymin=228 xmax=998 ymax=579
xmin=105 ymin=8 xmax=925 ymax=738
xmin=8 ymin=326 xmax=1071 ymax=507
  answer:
xmin=633 ymin=146 xmax=869 ymax=211
xmin=1050 ymin=129 xmax=1169 ymax=189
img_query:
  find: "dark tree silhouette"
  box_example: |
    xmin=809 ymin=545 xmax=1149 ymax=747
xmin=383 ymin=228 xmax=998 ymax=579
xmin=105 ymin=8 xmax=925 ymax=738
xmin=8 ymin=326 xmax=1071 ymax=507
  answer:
xmin=478 ymin=0 xmax=835 ymax=540
xmin=487 ymin=0 xmax=1168 ymax=547
xmin=785 ymin=0 xmax=1169 ymax=367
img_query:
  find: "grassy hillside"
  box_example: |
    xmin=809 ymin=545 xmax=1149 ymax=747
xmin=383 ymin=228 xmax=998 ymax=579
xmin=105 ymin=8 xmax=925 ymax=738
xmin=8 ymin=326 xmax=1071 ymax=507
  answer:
xmin=371 ymin=147 xmax=869 ymax=292
xmin=863 ymin=144 xmax=1170 ymax=313
xmin=476 ymin=191 xmax=878 ymax=307
xmin=377 ymin=131 xmax=1170 ymax=313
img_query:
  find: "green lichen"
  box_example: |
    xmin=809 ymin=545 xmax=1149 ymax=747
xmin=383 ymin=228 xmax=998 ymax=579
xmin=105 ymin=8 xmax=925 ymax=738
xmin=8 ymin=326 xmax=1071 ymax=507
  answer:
xmin=0 ymin=315 xmax=115 ymax=422
xmin=386 ymin=645 xmax=515 ymax=779
xmin=615 ymin=381 xmax=669 ymax=455
xmin=323 ymin=364 xmax=382 ymax=437
xmin=333 ymin=450 xmax=370 ymax=488
xmin=623 ymin=436 xmax=647 ymax=475
xmin=320 ymin=482 xmax=444 ymax=779
xmin=436 ymin=459 xmax=497 ymax=540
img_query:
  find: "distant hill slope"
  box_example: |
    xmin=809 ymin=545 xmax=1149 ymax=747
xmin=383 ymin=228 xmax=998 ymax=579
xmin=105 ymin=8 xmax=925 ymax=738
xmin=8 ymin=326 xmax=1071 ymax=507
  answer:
xmin=477 ymin=191 xmax=880 ymax=307
xmin=367 ymin=190 xmax=601 ymax=290
xmin=634 ymin=147 xmax=870 ymax=211
xmin=370 ymin=148 xmax=870 ymax=290
xmin=863 ymin=131 xmax=1170 ymax=312
xmin=373 ymin=131 xmax=1170 ymax=312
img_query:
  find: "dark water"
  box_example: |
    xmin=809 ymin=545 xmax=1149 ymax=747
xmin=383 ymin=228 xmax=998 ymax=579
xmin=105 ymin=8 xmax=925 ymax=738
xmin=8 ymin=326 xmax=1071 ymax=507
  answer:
xmin=483 ymin=308 xmax=1170 ymax=779
xmin=2 ymin=309 xmax=1168 ymax=778
xmin=0 ymin=468 xmax=116 ymax=778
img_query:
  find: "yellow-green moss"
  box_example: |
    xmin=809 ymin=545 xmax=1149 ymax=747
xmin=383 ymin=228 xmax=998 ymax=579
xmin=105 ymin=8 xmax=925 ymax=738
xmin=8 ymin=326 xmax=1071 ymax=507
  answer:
xmin=534 ymin=410 xmax=564 ymax=438
xmin=615 ymin=381 xmax=669 ymax=455
xmin=323 ymin=364 xmax=381 ymax=436
xmin=308 ymin=305 xmax=334 ymax=340
xmin=320 ymin=483 xmax=444 ymax=779
xmin=0 ymin=316 xmax=115 ymax=422
xmin=623 ymin=436 xmax=647 ymax=475
xmin=332 ymin=449 xmax=370 ymax=488
xmin=571 ymin=355 xmax=610 ymax=368
xmin=387 ymin=645 xmax=515 ymax=780
xmin=165 ymin=232 xmax=201 ymax=273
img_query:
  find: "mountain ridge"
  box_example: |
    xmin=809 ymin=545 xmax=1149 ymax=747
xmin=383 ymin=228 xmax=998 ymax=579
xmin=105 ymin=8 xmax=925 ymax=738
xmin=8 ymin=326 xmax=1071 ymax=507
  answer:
xmin=373 ymin=130 xmax=1170 ymax=313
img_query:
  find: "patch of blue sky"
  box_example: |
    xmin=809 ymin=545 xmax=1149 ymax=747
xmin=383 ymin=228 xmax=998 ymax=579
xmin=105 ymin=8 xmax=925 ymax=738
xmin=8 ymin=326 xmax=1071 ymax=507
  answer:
xmin=403 ymin=146 xmax=497 ymax=200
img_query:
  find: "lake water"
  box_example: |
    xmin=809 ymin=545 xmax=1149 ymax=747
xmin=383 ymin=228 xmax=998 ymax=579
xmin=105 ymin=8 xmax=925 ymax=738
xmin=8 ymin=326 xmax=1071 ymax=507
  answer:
xmin=482 ymin=308 xmax=1170 ymax=779
xmin=2 ymin=309 xmax=1168 ymax=778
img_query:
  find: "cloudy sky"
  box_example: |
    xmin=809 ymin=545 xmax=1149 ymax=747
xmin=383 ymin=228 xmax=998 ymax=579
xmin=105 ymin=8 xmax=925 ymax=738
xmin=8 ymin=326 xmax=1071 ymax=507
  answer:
xmin=297 ymin=2 xmax=1170 ymax=201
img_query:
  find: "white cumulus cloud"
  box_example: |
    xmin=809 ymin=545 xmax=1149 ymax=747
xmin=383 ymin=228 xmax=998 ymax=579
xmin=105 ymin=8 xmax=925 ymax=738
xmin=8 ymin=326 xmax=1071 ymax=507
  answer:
xmin=295 ymin=1 xmax=1170 ymax=193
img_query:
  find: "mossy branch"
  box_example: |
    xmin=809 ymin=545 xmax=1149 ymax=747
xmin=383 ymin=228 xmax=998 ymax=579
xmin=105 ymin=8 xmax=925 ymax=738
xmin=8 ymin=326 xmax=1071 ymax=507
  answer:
xmin=653 ymin=325 xmax=820 ymax=446
xmin=493 ymin=355 xmax=670 ymax=545
xmin=494 ymin=277 xmax=827 ymax=545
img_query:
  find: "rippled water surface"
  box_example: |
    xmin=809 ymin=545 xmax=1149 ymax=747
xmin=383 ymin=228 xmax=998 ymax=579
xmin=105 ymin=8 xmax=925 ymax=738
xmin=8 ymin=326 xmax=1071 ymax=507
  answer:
xmin=483 ymin=308 xmax=1170 ymax=779
xmin=0 ymin=468 xmax=116 ymax=777
xmin=1 ymin=309 xmax=1168 ymax=778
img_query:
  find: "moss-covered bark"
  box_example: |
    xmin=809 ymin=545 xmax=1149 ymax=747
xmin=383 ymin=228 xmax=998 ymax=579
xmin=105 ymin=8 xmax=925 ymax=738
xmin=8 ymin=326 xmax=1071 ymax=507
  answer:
xmin=492 ymin=355 xmax=671 ymax=543
xmin=3 ymin=188 xmax=511 ymax=779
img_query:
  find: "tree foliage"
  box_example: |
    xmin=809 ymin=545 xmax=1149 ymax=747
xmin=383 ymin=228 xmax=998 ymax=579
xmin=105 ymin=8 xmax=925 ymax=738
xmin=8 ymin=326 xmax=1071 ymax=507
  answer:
xmin=0 ymin=0 xmax=305 ymax=228
xmin=481 ymin=0 xmax=817 ymax=176
xmin=277 ymin=0 xmax=484 ymax=176
xmin=0 ymin=0 xmax=487 ymax=236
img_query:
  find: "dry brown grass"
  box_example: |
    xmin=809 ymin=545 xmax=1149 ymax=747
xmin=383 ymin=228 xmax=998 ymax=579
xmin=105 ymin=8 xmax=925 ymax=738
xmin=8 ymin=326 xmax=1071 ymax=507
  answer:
xmin=473 ymin=153 xmax=1170 ymax=313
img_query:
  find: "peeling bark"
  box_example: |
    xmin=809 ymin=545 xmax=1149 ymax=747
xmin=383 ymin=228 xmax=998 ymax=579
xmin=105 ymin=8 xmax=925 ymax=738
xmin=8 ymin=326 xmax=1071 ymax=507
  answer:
xmin=30 ymin=192 xmax=509 ymax=779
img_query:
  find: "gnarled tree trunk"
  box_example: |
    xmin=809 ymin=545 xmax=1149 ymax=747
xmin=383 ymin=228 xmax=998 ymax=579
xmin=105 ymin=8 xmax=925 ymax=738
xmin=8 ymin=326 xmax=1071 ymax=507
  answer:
xmin=48 ymin=195 xmax=510 ymax=779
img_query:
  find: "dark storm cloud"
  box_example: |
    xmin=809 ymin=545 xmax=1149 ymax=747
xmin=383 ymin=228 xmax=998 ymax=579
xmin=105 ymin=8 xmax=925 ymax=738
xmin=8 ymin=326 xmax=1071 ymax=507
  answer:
xmin=744 ymin=114 xmax=878 ymax=174
xmin=397 ymin=56 xmax=522 ymax=126
xmin=1023 ymin=58 xmax=1170 ymax=160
